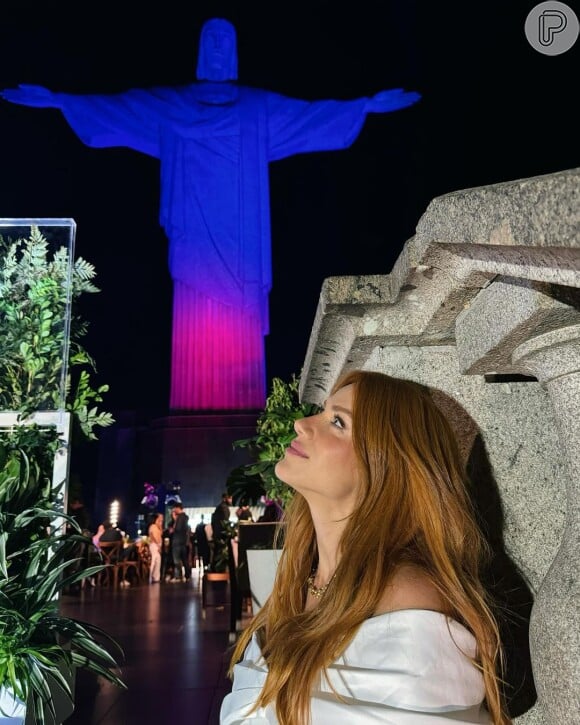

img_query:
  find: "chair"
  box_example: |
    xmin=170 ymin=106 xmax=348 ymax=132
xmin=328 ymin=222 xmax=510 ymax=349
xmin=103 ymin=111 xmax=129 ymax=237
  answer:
xmin=97 ymin=541 xmax=123 ymax=587
xmin=96 ymin=540 xmax=140 ymax=587
xmin=117 ymin=544 xmax=141 ymax=587
xmin=137 ymin=542 xmax=152 ymax=581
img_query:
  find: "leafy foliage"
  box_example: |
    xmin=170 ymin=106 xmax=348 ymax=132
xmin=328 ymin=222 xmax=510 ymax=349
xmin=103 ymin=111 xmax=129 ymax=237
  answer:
xmin=209 ymin=520 xmax=238 ymax=573
xmin=0 ymin=426 xmax=60 ymax=579
xmin=0 ymin=226 xmax=114 ymax=437
xmin=0 ymin=224 xmax=123 ymax=720
xmin=226 ymin=375 xmax=319 ymax=509
xmin=0 ymin=433 xmax=126 ymax=723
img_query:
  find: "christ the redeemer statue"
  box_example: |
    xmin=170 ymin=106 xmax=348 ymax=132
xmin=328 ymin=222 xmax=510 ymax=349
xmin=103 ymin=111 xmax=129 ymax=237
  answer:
xmin=1 ymin=18 xmax=420 ymax=411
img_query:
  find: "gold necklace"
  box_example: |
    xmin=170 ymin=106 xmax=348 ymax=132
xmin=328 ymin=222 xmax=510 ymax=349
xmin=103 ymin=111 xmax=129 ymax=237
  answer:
xmin=306 ymin=569 xmax=337 ymax=598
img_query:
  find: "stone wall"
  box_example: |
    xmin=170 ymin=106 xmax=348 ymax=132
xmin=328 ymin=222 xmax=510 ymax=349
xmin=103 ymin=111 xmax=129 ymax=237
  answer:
xmin=299 ymin=167 xmax=580 ymax=724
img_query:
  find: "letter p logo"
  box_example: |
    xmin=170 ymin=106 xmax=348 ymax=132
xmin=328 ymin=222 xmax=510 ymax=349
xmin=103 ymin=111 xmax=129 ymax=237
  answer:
xmin=539 ymin=10 xmax=567 ymax=45
xmin=525 ymin=2 xmax=579 ymax=55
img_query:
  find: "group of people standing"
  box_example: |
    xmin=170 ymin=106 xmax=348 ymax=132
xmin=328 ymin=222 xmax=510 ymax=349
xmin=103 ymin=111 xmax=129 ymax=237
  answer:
xmin=74 ymin=493 xmax=274 ymax=589
xmin=69 ymin=501 xmax=196 ymax=586
xmin=144 ymin=493 xmax=256 ymax=580
xmin=146 ymin=504 xmax=192 ymax=583
xmin=192 ymin=493 xmax=237 ymax=573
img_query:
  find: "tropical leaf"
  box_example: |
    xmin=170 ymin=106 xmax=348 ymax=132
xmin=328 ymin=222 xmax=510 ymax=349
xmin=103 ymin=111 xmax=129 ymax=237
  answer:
xmin=0 ymin=227 xmax=113 ymax=436
xmin=227 ymin=374 xmax=320 ymax=507
xmin=0 ymin=225 xmax=124 ymax=719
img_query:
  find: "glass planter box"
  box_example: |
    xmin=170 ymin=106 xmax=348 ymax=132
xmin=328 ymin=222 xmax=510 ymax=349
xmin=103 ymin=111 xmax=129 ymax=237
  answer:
xmin=0 ymin=218 xmax=76 ymax=500
xmin=0 ymin=217 xmax=76 ymax=414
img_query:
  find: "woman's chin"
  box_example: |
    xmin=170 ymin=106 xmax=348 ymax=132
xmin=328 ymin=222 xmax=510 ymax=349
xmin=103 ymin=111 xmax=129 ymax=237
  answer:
xmin=274 ymin=460 xmax=291 ymax=485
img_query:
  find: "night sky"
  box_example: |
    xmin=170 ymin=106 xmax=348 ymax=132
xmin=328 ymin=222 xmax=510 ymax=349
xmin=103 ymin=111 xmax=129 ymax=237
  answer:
xmin=1 ymin=0 xmax=578 ymax=417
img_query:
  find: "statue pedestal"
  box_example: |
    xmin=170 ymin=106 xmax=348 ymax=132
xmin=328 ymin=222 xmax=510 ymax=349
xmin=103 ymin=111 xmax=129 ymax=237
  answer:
xmin=93 ymin=411 xmax=259 ymax=526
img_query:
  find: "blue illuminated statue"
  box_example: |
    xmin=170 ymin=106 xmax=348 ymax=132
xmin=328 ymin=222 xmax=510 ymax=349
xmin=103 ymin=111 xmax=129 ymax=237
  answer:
xmin=1 ymin=18 xmax=421 ymax=411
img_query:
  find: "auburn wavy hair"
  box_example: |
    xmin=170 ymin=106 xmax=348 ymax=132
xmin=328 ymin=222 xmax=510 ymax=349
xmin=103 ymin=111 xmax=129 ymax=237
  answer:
xmin=229 ymin=370 xmax=511 ymax=725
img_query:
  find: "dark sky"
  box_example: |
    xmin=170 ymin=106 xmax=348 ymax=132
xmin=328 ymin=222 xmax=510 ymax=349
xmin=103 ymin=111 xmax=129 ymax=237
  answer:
xmin=1 ymin=0 xmax=578 ymax=416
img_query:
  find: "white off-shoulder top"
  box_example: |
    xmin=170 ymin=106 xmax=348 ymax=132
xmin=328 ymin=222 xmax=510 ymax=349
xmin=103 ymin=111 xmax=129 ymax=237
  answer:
xmin=220 ymin=609 xmax=491 ymax=724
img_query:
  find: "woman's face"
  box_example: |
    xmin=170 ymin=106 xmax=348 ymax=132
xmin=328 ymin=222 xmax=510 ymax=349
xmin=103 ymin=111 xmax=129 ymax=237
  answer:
xmin=275 ymin=384 xmax=360 ymax=513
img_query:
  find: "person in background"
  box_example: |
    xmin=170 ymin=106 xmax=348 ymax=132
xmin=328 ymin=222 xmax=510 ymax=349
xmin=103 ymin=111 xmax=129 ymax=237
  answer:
xmin=212 ymin=492 xmax=233 ymax=540
xmin=194 ymin=514 xmax=211 ymax=570
xmin=99 ymin=521 xmax=123 ymax=544
xmin=79 ymin=522 xmax=105 ymax=590
xmin=257 ymin=502 xmax=281 ymax=523
xmin=98 ymin=521 xmax=138 ymax=587
xmin=211 ymin=492 xmax=233 ymax=570
xmin=148 ymin=512 xmax=164 ymax=583
xmin=221 ymin=370 xmax=511 ymax=724
xmin=236 ymin=500 xmax=254 ymax=522
xmin=161 ymin=518 xmax=173 ymax=581
xmin=169 ymin=504 xmax=191 ymax=582
xmin=65 ymin=496 xmax=93 ymax=592
xmin=91 ymin=523 xmax=105 ymax=551
xmin=204 ymin=518 xmax=214 ymax=558
xmin=67 ymin=496 xmax=91 ymax=534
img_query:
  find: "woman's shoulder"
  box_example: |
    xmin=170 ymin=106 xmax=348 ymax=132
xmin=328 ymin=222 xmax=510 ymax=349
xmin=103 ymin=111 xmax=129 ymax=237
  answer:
xmin=374 ymin=563 xmax=445 ymax=616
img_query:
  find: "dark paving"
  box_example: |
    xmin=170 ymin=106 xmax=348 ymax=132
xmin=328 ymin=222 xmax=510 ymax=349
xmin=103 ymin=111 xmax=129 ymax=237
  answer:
xmin=60 ymin=569 xmax=240 ymax=724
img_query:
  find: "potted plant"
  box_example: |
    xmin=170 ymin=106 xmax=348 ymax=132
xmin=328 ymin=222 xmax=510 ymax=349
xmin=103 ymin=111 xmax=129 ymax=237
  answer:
xmin=201 ymin=519 xmax=237 ymax=622
xmin=0 ymin=223 xmax=123 ymax=723
xmin=0 ymin=430 xmax=125 ymax=724
xmin=207 ymin=519 xmax=238 ymax=575
xmin=226 ymin=374 xmax=319 ymax=513
xmin=226 ymin=374 xmax=319 ymax=615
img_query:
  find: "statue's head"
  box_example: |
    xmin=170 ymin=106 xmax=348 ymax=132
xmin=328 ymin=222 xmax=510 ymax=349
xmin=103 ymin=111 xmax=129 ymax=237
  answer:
xmin=196 ymin=18 xmax=238 ymax=82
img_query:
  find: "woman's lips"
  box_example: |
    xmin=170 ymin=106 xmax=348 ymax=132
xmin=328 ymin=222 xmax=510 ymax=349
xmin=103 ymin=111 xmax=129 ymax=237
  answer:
xmin=287 ymin=442 xmax=308 ymax=458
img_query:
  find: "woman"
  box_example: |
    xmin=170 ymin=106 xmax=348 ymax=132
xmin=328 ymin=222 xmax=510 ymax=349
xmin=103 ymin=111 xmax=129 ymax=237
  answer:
xmin=148 ymin=513 xmax=164 ymax=583
xmin=91 ymin=523 xmax=105 ymax=552
xmin=221 ymin=371 xmax=510 ymax=724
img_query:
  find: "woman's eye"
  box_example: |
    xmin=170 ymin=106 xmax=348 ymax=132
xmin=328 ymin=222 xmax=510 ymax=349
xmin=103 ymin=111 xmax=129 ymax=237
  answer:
xmin=331 ymin=415 xmax=345 ymax=429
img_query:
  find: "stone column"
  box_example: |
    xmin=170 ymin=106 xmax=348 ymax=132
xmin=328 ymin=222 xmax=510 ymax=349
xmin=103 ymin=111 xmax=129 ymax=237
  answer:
xmin=512 ymin=324 xmax=580 ymax=722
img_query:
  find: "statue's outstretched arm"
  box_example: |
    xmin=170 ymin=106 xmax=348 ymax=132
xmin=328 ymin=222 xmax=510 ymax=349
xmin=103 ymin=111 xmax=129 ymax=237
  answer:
xmin=364 ymin=88 xmax=421 ymax=114
xmin=0 ymin=84 xmax=60 ymax=108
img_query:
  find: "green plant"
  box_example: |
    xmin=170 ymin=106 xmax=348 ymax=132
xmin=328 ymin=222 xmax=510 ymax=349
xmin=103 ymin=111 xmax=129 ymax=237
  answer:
xmin=0 ymin=225 xmax=124 ymax=721
xmin=209 ymin=520 xmax=238 ymax=573
xmin=226 ymin=374 xmax=319 ymax=510
xmin=0 ymin=226 xmax=114 ymax=437
xmin=0 ymin=432 xmax=125 ymax=724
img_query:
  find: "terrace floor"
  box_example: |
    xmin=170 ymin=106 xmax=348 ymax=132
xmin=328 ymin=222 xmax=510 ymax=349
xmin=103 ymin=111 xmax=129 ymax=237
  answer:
xmin=59 ymin=566 xmax=243 ymax=725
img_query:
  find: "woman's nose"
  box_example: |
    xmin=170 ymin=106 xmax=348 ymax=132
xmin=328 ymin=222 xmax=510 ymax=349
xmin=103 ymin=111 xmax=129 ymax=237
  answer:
xmin=294 ymin=415 xmax=312 ymax=436
xmin=294 ymin=416 xmax=305 ymax=435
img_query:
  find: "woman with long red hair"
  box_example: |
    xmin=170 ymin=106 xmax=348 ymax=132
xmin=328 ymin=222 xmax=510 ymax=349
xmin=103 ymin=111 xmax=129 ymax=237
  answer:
xmin=221 ymin=371 xmax=511 ymax=724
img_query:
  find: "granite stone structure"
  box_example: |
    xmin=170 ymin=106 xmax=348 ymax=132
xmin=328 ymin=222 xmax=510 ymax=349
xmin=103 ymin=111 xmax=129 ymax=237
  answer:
xmin=299 ymin=167 xmax=580 ymax=724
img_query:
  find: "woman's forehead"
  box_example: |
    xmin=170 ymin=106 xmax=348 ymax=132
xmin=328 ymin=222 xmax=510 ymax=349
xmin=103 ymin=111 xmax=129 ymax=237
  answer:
xmin=327 ymin=384 xmax=355 ymax=407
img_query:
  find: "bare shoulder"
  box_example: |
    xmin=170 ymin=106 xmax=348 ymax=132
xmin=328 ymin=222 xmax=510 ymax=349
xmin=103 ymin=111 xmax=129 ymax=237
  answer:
xmin=374 ymin=563 xmax=445 ymax=616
